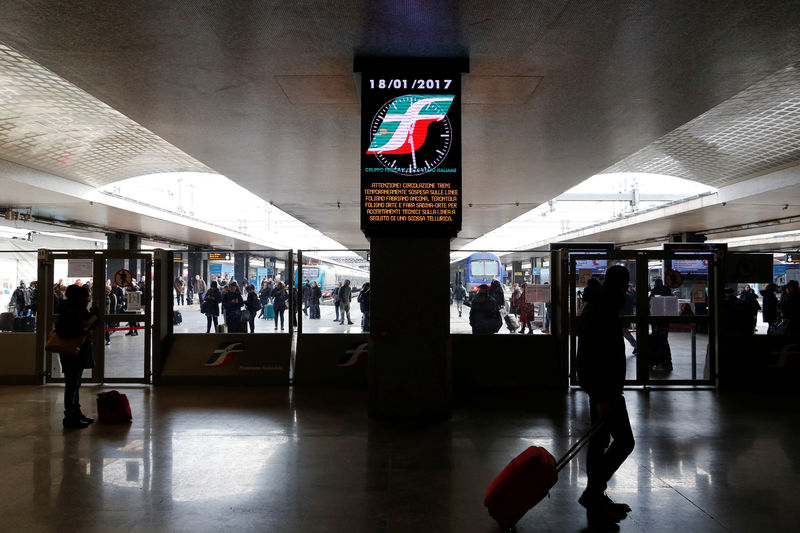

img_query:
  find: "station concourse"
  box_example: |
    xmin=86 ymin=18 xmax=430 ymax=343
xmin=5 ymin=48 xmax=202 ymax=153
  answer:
xmin=1 ymin=2 xmax=800 ymax=532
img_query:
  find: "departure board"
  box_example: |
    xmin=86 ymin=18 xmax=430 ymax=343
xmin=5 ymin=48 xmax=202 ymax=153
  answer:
xmin=359 ymin=63 xmax=463 ymax=238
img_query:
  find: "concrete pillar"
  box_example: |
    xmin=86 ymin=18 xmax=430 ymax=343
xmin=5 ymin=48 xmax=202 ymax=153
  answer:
xmin=511 ymin=260 xmax=523 ymax=286
xmin=234 ymin=252 xmax=249 ymax=286
xmin=369 ymin=237 xmax=451 ymax=419
xmin=106 ymin=232 xmax=139 ymax=281
xmin=187 ymin=247 xmax=203 ymax=283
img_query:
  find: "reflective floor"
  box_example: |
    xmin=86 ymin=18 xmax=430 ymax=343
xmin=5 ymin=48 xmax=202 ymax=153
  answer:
xmin=0 ymin=385 xmax=797 ymax=532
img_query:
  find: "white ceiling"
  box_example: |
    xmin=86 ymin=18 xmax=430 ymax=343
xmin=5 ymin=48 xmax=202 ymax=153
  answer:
xmin=0 ymin=1 xmax=799 ymax=250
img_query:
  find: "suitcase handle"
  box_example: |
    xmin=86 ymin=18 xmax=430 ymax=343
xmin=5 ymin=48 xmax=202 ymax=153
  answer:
xmin=554 ymin=421 xmax=603 ymax=472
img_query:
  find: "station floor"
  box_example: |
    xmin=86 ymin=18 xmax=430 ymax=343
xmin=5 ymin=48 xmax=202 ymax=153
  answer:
xmin=0 ymin=384 xmax=797 ymax=532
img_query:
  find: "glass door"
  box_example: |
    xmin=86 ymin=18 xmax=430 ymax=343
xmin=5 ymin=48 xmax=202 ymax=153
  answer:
xmin=566 ymin=250 xmax=718 ymax=386
xmin=44 ymin=250 xmax=152 ymax=384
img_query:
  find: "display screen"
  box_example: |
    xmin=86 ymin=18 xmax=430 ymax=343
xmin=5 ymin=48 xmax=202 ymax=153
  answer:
xmin=671 ymin=258 xmax=709 ymax=274
xmin=575 ymin=259 xmax=608 ymax=273
xmin=360 ymin=70 xmax=462 ymax=237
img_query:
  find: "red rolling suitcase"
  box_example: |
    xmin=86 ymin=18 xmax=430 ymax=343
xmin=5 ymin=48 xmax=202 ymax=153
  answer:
xmin=97 ymin=390 xmax=133 ymax=424
xmin=484 ymin=422 xmax=601 ymax=529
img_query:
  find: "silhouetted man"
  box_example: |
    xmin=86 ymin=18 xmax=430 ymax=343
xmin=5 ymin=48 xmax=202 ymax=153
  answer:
xmin=577 ymin=264 xmax=634 ymax=529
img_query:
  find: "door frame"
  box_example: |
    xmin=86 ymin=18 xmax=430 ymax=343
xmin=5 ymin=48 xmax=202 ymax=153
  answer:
xmin=558 ymin=248 xmax=721 ymax=387
xmin=39 ymin=249 xmax=153 ymax=384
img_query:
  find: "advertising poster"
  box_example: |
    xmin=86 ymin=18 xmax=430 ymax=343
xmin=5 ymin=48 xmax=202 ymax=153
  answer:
xmin=692 ymin=284 xmax=707 ymax=303
xmin=578 ymin=269 xmax=593 ymax=287
xmin=126 ymin=290 xmax=142 ymax=311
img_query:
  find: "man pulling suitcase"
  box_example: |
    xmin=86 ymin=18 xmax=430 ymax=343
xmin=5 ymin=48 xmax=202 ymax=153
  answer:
xmin=576 ymin=264 xmax=635 ymax=528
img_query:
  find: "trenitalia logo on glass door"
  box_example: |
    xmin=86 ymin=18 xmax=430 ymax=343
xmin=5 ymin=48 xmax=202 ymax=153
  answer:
xmin=366 ymin=95 xmax=455 ymax=176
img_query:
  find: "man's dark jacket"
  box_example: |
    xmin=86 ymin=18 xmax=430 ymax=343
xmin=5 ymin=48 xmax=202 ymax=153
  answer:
xmin=577 ymin=286 xmax=626 ymax=402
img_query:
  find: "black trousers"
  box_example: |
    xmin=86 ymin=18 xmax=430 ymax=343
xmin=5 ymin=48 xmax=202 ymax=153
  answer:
xmin=274 ymin=309 xmax=285 ymax=329
xmin=59 ymin=354 xmax=84 ymax=414
xmin=586 ymin=394 xmax=635 ymax=496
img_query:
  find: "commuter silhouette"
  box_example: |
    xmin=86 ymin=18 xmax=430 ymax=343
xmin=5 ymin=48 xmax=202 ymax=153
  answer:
xmin=518 ymin=282 xmax=535 ymax=335
xmin=469 ymin=284 xmax=501 ymax=334
xmin=302 ymin=280 xmax=311 ymax=316
xmin=453 ymin=282 xmax=466 ymax=317
xmin=331 ymin=281 xmax=342 ymax=322
xmin=761 ymin=283 xmax=778 ymax=334
xmin=174 ymin=275 xmax=186 ymax=306
xmin=245 ymin=284 xmax=261 ymax=332
xmin=648 ymin=278 xmax=673 ymax=370
xmin=272 ymin=282 xmax=288 ymax=331
xmin=258 ymin=279 xmax=272 ymax=319
xmin=192 ymin=274 xmax=206 ymax=304
xmin=11 ymin=281 xmax=30 ymax=317
xmin=621 ymin=284 xmax=637 ymax=353
xmin=222 ymin=281 xmax=244 ymax=333
xmin=489 ymin=279 xmax=505 ymax=312
xmin=203 ymin=281 xmax=221 ymax=333
xmin=358 ymin=282 xmax=370 ymax=332
xmin=309 ymin=281 xmax=322 ymax=319
xmin=338 ymin=280 xmax=353 ymax=325
xmin=55 ymin=284 xmax=99 ymax=428
xmin=576 ymin=265 xmax=634 ymax=528
xmin=738 ymin=285 xmax=760 ymax=332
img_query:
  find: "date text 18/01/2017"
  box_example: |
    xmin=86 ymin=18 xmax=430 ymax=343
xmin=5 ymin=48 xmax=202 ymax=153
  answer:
xmin=368 ymin=79 xmax=452 ymax=90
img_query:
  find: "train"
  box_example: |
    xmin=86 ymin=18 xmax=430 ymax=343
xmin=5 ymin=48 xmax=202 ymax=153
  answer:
xmin=451 ymin=252 xmax=505 ymax=297
xmin=295 ymin=262 xmax=371 ymax=298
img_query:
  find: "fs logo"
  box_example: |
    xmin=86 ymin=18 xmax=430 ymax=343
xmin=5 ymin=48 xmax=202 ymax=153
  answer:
xmin=338 ymin=342 xmax=368 ymax=367
xmin=367 ymin=94 xmax=455 ymax=175
xmin=204 ymin=342 xmax=245 ymax=367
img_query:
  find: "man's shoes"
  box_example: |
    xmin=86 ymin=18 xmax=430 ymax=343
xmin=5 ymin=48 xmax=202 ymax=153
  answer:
xmin=63 ymin=417 xmax=89 ymax=429
xmin=79 ymin=412 xmax=95 ymax=424
xmin=347 ymin=321 xmax=354 ymax=325
xmin=586 ymin=507 xmax=621 ymax=531
xmin=601 ymin=493 xmax=631 ymax=515
xmin=579 ymin=491 xmax=629 ymax=522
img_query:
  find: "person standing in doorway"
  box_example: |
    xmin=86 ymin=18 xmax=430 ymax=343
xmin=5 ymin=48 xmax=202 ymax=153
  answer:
xmin=338 ymin=279 xmax=353 ymax=325
xmin=192 ymin=274 xmax=207 ymax=305
xmin=203 ymin=281 xmax=221 ymax=333
xmin=221 ymin=281 xmax=244 ymax=333
xmin=174 ymin=275 xmax=186 ymax=306
xmin=358 ymin=282 xmax=370 ymax=332
xmin=331 ymin=282 xmax=342 ymax=322
xmin=621 ymin=284 xmax=637 ymax=353
xmin=258 ymin=279 xmax=272 ymax=318
xmin=310 ymin=281 xmax=322 ymax=319
xmin=272 ymin=282 xmax=288 ymax=331
xmin=453 ymin=282 xmax=467 ymax=317
xmin=55 ymin=284 xmax=99 ymax=428
xmin=761 ymin=283 xmax=778 ymax=334
xmin=245 ymin=284 xmax=261 ymax=332
xmin=11 ymin=281 xmax=30 ymax=317
xmin=301 ymin=280 xmax=311 ymax=316
xmin=576 ymin=265 xmax=634 ymax=528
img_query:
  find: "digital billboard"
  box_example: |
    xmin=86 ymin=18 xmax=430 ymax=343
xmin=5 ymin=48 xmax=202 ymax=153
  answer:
xmin=358 ymin=59 xmax=465 ymax=238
